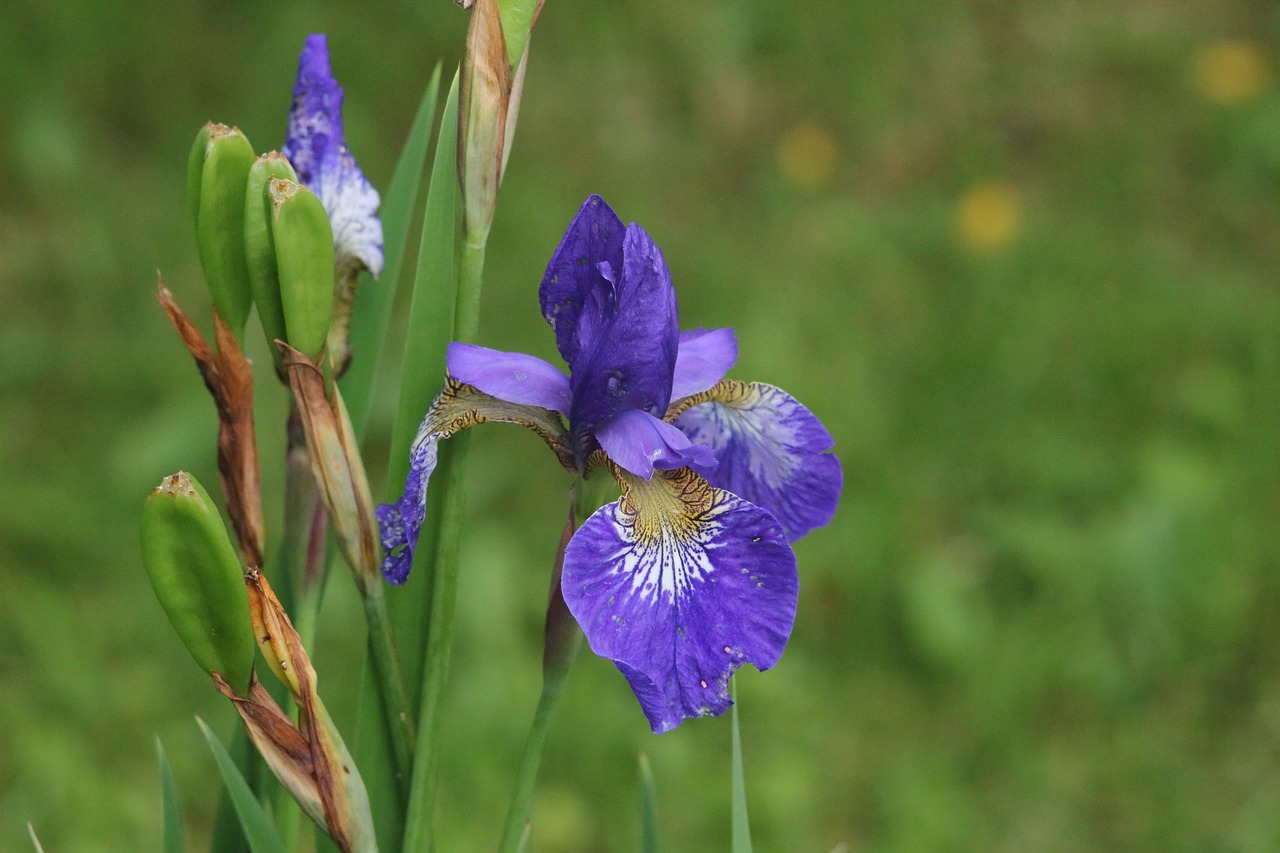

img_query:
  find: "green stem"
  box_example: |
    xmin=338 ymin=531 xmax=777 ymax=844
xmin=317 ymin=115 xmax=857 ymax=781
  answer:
xmin=399 ymin=435 xmax=469 ymax=853
xmin=364 ymin=579 xmax=418 ymax=800
xmin=497 ymin=509 xmax=582 ymax=853
xmin=455 ymin=237 xmax=487 ymax=342
xmin=400 ymin=231 xmax=489 ymax=853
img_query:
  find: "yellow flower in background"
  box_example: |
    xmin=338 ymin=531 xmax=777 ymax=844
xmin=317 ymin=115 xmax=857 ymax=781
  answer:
xmin=955 ymin=180 xmax=1020 ymax=251
xmin=1193 ymin=39 xmax=1269 ymax=104
xmin=777 ymin=123 xmax=838 ymax=190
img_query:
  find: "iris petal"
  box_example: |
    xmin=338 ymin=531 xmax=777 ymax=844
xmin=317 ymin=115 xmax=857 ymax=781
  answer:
xmin=670 ymin=328 xmax=738 ymax=400
xmin=538 ymin=194 xmax=626 ymax=369
xmin=567 ymin=222 xmax=679 ymax=446
xmin=672 ymin=380 xmax=842 ymax=541
xmin=377 ymin=379 xmax=574 ymax=584
xmin=376 ymin=425 xmax=438 ymax=585
xmin=595 ymin=409 xmax=715 ymax=480
xmin=282 ymin=35 xmax=341 ymax=189
xmin=562 ymin=467 xmax=798 ymax=733
xmin=283 ymin=34 xmax=383 ymax=276
xmin=312 ymin=149 xmax=384 ymax=276
xmin=447 ymin=342 xmax=571 ymax=415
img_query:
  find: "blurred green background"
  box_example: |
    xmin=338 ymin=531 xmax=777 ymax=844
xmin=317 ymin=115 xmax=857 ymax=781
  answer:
xmin=3 ymin=0 xmax=1279 ymax=850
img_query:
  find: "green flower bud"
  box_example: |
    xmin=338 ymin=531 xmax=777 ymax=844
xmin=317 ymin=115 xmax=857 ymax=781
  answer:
xmin=244 ymin=152 xmax=300 ymax=365
xmin=140 ymin=470 xmax=255 ymax=696
xmin=459 ymin=0 xmax=513 ymax=242
xmin=189 ymin=123 xmax=257 ymax=338
xmin=268 ymin=177 xmax=335 ymax=362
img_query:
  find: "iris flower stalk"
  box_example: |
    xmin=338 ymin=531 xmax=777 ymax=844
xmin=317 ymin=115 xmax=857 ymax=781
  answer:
xmin=271 ymin=34 xmax=418 ymax=806
xmin=381 ymin=195 xmax=841 ymax=799
xmin=399 ymin=5 xmax=538 ymax=848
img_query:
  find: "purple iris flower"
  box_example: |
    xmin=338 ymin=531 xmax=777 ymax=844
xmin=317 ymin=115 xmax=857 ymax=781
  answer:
xmin=282 ymin=34 xmax=383 ymax=277
xmin=378 ymin=196 xmax=841 ymax=732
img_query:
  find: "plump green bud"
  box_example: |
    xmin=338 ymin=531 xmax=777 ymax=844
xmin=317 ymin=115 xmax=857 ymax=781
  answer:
xmin=268 ymin=177 xmax=335 ymax=361
xmin=244 ymin=153 xmax=299 ymax=364
xmin=189 ymin=123 xmax=257 ymax=338
xmin=140 ymin=470 xmax=255 ymax=696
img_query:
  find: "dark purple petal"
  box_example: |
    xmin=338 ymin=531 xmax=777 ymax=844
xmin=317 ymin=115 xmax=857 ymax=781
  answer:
xmin=283 ymin=34 xmax=383 ymax=275
xmin=675 ymin=381 xmax=841 ymax=541
xmin=595 ymin=409 xmax=715 ymax=480
xmin=567 ymin=222 xmax=679 ymax=446
xmin=376 ymin=426 xmax=438 ymax=585
xmin=447 ymin=342 xmax=571 ymax=415
xmin=283 ymin=35 xmax=343 ymax=189
xmin=538 ymin=195 xmax=626 ymax=368
xmin=562 ymin=468 xmax=798 ymax=733
xmin=670 ymin=328 xmax=738 ymax=401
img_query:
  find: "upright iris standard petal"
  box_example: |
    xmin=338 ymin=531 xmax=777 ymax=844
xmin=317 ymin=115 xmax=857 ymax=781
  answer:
xmin=283 ymin=34 xmax=384 ymax=276
xmin=562 ymin=467 xmax=798 ymax=733
xmin=377 ymin=379 xmax=575 ymax=584
xmin=447 ymin=342 xmax=571 ymax=415
xmin=539 ymin=194 xmax=627 ymax=368
xmin=672 ymin=380 xmax=842 ymax=542
xmin=670 ymin=328 xmax=738 ymax=400
xmin=595 ymin=409 xmax=715 ymax=480
xmin=566 ymin=223 xmax=679 ymax=448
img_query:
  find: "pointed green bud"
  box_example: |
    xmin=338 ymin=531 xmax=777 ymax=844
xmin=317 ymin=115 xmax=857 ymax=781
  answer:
xmin=140 ymin=470 xmax=255 ymax=696
xmin=268 ymin=177 xmax=335 ymax=362
xmin=244 ymin=152 xmax=299 ymax=366
xmin=189 ymin=123 xmax=257 ymax=338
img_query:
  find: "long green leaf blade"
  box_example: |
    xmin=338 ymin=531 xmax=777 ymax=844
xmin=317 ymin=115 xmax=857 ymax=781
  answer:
xmin=385 ymin=70 xmax=460 ymax=496
xmin=730 ymin=687 xmax=753 ymax=853
xmin=352 ymin=69 xmax=461 ymax=853
xmin=197 ymin=717 xmax=286 ymax=853
xmin=343 ymin=64 xmax=443 ymax=440
xmin=394 ymin=70 xmax=462 ymax=853
xmin=156 ymin=737 xmax=187 ymax=853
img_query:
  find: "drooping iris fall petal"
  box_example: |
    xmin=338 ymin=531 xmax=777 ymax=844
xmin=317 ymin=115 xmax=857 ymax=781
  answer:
xmin=377 ymin=379 xmax=574 ymax=584
xmin=561 ymin=467 xmax=798 ymax=733
xmin=673 ymin=380 xmax=842 ymax=541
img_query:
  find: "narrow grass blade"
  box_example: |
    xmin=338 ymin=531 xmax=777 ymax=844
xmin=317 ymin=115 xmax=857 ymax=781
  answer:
xmin=156 ymin=737 xmax=187 ymax=853
xmin=639 ymin=753 xmax=660 ymax=853
xmin=197 ymin=717 xmax=286 ymax=853
xmin=26 ymin=824 xmax=45 ymax=853
xmin=730 ymin=686 xmax=753 ymax=853
xmin=343 ymin=64 xmax=443 ymax=440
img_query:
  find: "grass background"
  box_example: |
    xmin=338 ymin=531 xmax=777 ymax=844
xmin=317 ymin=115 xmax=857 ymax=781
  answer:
xmin=3 ymin=0 xmax=1279 ymax=850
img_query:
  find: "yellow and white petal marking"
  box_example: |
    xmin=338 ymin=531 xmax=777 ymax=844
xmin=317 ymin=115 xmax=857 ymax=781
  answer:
xmin=562 ymin=466 xmax=797 ymax=733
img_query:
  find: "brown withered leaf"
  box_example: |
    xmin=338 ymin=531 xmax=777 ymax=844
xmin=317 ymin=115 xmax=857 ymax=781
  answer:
xmin=156 ymin=277 xmax=265 ymax=569
xmin=280 ymin=345 xmax=379 ymax=590
xmin=213 ymin=671 xmax=324 ymax=822
xmin=240 ymin=569 xmax=359 ymax=852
